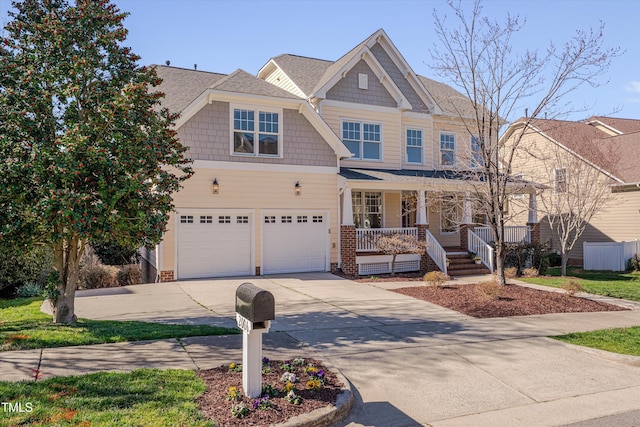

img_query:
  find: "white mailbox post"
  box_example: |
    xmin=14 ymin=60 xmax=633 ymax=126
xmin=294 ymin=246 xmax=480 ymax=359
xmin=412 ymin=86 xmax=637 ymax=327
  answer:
xmin=235 ymin=283 xmax=275 ymax=398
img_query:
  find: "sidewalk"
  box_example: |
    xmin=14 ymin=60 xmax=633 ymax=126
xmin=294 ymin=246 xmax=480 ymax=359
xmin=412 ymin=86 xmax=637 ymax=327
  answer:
xmin=2 ymin=273 xmax=640 ymax=426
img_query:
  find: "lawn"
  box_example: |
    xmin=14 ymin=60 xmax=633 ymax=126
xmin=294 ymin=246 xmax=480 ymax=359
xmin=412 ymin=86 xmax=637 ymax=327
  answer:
xmin=519 ymin=267 xmax=640 ymax=302
xmin=554 ymin=326 xmax=640 ymax=356
xmin=0 ymin=369 xmax=213 ymax=426
xmin=1 ymin=297 xmax=239 ymax=351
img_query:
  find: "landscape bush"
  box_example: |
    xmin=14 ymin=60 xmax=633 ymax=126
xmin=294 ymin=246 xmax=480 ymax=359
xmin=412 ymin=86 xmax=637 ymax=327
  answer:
xmin=562 ymin=280 xmax=584 ymax=297
xmin=0 ymin=245 xmax=54 ymax=296
xmin=521 ymin=267 xmax=539 ymax=278
xmin=15 ymin=282 xmax=44 ymax=298
xmin=503 ymin=267 xmax=518 ymax=279
xmin=117 ymin=264 xmax=142 ymax=286
xmin=91 ymin=241 xmax=140 ymax=266
xmin=423 ymin=271 xmax=450 ymax=288
xmin=81 ymin=264 xmax=119 ymax=289
xmin=628 ymin=254 xmax=639 ymax=272
xmin=476 ymin=280 xmax=502 ymax=300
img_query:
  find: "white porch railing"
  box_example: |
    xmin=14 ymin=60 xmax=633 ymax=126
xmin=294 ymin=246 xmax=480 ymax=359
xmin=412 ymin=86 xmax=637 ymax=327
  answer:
xmin=474 ymin=226 xmax=531 ymax=244
xmin=425 ymin=229 xmax=447 ymax=274
xmin=468 ymin=229 xmax=495 ymax=272
xmin=356 ymin=227 xmax=418 ymax=252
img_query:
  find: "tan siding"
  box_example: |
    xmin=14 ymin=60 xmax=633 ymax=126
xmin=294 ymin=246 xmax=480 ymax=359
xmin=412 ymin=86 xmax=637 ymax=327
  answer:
xmin=161 ymin=167 xmax=338 ymax=272
xmin=178 ymin=102 xmax=336 ymax=167
xmin=402 ymin=115 xmax=435 ymax=168
xmin=321 ymin=104 xmax=401 ymax=169
xmin=263 ymin=67 xmax=305 ymax=98
xmin=432 ymin=116 xmax=475 ymax=170
xmin=326 ymin=60 xmax=397 ymax=108
xmin=384 ymin=192 xmax=402 ymax=228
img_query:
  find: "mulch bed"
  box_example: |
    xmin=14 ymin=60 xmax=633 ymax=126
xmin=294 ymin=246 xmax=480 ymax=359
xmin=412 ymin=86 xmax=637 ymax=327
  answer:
xmin=197 ymin=358 xmax=342 ymax=427
xmin=392 ymin=283 xmax=629 ymax=318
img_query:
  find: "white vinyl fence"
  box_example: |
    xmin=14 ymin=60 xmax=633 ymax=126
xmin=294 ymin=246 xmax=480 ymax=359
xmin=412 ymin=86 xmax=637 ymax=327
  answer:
xmin=583 ymin=240 xmax=639 ymax=271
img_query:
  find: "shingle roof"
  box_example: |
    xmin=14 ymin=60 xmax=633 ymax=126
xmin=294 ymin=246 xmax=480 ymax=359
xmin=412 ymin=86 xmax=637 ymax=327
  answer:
xmin=417 ymin=75 xmax=476 ymax=118
xmin=153 ymin=65 xmax=226 ymax=113
xmin=588 ymin=116 xmax=640 ymax=134
xmin=270 ymin=54 xmax=332 ymax=96
xmin=528 ymin=118 xmax=640 ymax=183
xmin=210 ymin=69 xmax=300 ymax=99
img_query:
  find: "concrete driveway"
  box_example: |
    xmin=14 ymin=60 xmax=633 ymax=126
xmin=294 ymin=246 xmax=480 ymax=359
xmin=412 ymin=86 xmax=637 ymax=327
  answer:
xmin=61 ymin=273 xmax=640 ymax=425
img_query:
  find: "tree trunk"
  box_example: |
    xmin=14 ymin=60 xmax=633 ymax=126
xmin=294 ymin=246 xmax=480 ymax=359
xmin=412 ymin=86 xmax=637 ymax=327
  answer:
xmin=390 ymin=253 xmax=397 ymax=276
xmin=495 ymin=246 xmax=506 ymax=286
xmin=561 ymin=253 xmax=568 ymax=277
xmin=52 ymin=235 xmax=83 ymax=324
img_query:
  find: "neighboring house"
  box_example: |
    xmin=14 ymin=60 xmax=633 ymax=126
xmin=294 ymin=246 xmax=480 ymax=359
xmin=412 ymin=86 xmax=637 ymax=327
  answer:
xmin=146 ymin=29 xmax=538 ymax=281
xmin=505 ymin=116 xmax=640 ymax=263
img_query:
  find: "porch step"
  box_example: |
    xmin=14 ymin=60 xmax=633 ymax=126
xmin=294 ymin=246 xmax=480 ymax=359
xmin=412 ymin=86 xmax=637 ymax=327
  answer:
xmin=446 ymin=252 xmax=491 ymax=277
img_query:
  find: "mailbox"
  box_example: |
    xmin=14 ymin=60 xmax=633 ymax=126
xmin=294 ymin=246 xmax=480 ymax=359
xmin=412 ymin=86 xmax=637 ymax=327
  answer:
xmin=235 ymin=283 xmax=275 ymax=329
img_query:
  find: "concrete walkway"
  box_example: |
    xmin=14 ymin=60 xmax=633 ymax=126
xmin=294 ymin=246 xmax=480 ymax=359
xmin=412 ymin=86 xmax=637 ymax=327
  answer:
xmin=2 ymin=272 xmax=640 ymax=426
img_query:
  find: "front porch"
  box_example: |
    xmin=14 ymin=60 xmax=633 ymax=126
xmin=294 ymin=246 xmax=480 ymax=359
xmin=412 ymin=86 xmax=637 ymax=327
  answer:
xmin=338 ymin=169 xmax=540 ymax=276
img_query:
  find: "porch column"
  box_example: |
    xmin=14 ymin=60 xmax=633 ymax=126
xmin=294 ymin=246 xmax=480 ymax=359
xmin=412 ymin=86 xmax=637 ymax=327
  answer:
xmin=460 ymin=192 xmax=474 ymax=251
xmin=340 ymin=187 xmax=357 ymax=275
xmin=527 ymin=192 xmax=540 ymax=245
xmin=416 ymin=190 xmax=428 ymax=225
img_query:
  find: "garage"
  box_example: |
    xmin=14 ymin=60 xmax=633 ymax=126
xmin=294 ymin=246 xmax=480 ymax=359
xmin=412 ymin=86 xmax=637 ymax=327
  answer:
xmin=176 ymin=211 xmax=252 ymax=279
xmin=262 ymin=211 xmax=328 ymax=274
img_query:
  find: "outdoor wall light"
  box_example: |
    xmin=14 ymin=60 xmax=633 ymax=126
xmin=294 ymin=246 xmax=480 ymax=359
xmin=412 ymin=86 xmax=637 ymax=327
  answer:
xmin=212 ymin=178 xmax=219 ymax=194
xmin=294 ymin=181 xmax=302 ymax=196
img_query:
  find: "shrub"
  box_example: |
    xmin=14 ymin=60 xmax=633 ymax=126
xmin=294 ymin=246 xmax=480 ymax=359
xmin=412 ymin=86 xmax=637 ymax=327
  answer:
xmin=628 ymin=254 xmax=639 ymax=272
xmin=476 ymin=280 xmax=502 ymax=300
xmin=91 ymin=241 xmax=140 ymax=265
xmin=562 ymin=280 xmax=584 ymax=297
xmin=81 ymin=264 xmax=119 ymax=289
xmin=521 ymin=267 xmax=539 ymax=278
xmin=548 ymin=252 xmax=562 ymax=267
xmin=117 ymin=264 xmax=142 ymax=286
xmin=15 ymin=282 xmax=43 ymax=298
xmin=0 ymin=245 xmax=54 ymax=295
xmin=423 ymin=271 xmax=450 ymax=288
xmin=503 ymin=267 xmax=518 ymax=279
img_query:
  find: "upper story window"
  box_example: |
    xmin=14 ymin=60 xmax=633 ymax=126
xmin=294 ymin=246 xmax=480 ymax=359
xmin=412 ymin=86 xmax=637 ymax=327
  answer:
xmin=470 ymin=136 xmax=482 ymax=168
xmin=440 ymin=132 xmax=456 ymax=167
xmin=406 ymin=128 xmax=423 ymax=164
xmin=554 ymin=168 xmax=567 ymax=193
xmin=342 ymin=120 xmax=382 ymax=161
xmin=232 ymin=107 xmax=281 ymax=157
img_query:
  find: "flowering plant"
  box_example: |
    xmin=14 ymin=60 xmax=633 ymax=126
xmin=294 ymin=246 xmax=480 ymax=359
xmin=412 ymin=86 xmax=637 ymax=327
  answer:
xmin=228 ymin=362 xmax=242 ymax=372
xmin=285 ymin=390 xmax=302 ymax=405
xmin=280 ymin=360 xmax=296 ymax=372
xmin=284 ymin=381 xmax=296 ymax=392
xmin=292 ymin=357 xmax=305 ymax=366
xmin=305 ymin=378 xmax=322 ymax=391
xmin=280 ymin=372 xmax=297 ymax=383
xmin=226 ymin=386 xmax=240 ymax=401
xmin=252 ymin=395 xmax=272 ymax=410
xmin=231 ymin=402 xmax=249 ymax=418
xmin=261 ymin=383 xmax=279 ymax=397
xmin=262 ymin=357 xmax=271 ymax=373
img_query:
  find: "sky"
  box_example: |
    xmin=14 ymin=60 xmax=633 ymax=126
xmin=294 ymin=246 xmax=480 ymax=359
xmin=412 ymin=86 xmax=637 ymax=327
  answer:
xmin=1 ymin=0 xmax=639 ymax=122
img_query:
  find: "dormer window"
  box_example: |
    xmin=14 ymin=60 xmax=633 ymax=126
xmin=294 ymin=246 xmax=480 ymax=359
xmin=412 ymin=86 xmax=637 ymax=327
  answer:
xmin=232 ymin=106 xmax=282 ymax=157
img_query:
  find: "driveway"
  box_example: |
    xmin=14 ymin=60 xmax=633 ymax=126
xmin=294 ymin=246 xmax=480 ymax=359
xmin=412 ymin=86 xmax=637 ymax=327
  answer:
xmin=71 ymin=273 xmax=640 ymax=426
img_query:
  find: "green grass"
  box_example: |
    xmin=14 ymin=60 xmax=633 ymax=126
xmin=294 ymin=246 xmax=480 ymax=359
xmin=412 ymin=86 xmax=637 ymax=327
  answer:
xmin=554 ymin=326 xmax=640 ymax=356
xmin=1 ymin=297 xmax=239 ymax=351
xmin=0 ymin=369 xmax=214 ymax=426
xmin=520 ymin=267 xmax=640 ymax=301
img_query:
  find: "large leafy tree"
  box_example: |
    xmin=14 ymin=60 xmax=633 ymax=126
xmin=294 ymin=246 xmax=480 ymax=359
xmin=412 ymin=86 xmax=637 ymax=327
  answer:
xmin=0 ymin=0 xmax=193 ymax=323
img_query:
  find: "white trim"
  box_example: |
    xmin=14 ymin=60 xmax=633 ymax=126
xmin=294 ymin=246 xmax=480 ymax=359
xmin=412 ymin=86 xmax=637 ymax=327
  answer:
xmin=192 ymin=159 xmax=338 ymax=174
xmin=405 ymin=126 xmax=425 ymax=165
xmin=439 ymin=131 xmax=457 ymax=168
xmin=341 ymin=118 xmax=384 ymax=162
xmin=320 ymin=98 xmax=399 ymax=114
xmin=257 ymin=59 xmax=307 ymax=98
xmin=585 ymin=119 xmax=623 ymax=135
xmin=230 ymin=104 xmax=283 ymax=159
xmin=173 ymin=208 xmax=255 ymax=279
xmin=402 ymin=110 xmax=434 ymax=120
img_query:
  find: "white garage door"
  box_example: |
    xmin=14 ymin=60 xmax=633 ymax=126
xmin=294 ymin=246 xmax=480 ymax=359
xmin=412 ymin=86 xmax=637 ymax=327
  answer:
xmin=177 ymin=212 xmax=252 ymax=279
xmin=262 ymin=212 xmax=328 ymax=274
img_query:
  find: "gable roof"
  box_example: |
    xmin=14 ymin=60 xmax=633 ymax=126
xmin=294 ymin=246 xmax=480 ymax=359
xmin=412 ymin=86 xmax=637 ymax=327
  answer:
xmin=510 ymin=117 xmax=640 ymax=184
xmin=153 ymin=65 xmax=226 ymax=113
xmin=265 ymin=54 xmax=332 ymax=96
xmin=210 ymin=69 xmax=301 ymax=100
xmin=417 ymin=75 xmax=476 ymax=118
xmin=587 ymin=116 xmax=640 ymax=134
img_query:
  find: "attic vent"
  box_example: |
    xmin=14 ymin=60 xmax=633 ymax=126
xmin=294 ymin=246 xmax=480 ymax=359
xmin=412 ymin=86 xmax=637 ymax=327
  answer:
xmin=358 ymin=73 xmax=368 ymax=90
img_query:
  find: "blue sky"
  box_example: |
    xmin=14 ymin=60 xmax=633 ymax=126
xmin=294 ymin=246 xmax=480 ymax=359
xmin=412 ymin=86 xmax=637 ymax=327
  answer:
xmin=2 ymin=0 xmax=639 ymax=122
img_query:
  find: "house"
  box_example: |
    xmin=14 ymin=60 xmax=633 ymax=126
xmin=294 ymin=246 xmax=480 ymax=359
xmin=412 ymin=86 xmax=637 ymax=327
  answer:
xmin=505 ymin=116 xmax=640 ymax=264
xmin=144 ymin=29 xmax=538 ymax=281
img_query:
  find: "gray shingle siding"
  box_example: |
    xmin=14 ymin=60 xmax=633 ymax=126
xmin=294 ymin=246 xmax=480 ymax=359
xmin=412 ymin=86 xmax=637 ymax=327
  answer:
xmin=326 ymin=60 xmax=397 ymax=108
xmin=369 ymin=43 xmax=430 ymax=114
xmin=178 ymin=102 xmax=336 ymax=167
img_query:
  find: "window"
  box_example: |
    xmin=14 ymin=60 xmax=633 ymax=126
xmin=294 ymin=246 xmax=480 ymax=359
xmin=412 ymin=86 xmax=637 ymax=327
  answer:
xmin=441 ymin=194 xmax=459 ymax=234
xmin=470 ymin=136 xmax=482 ymax=168
xmin=200 ymin=215 xmax=213 ymax=224
xmin=312 ymin=215 xmax=323 ymax=223
xmin=297 ymin=216 xmax=308 ymax=223
xmin=342 ymin=120 xmax=382 ymax=160
xmin=180 ymin=215 xmax=193 ymax=224
xmin=236 ymin=216 xmax=249 ymax=224
xmin=440 ymin=132 xmax=456 ymax=167
xmin=352 ymin=191 xmax=382 ymax=228
xmin=406 ymin=128 xmax=423 ymax=164
xmin=218 ymin=216 xmax=231 ymax=224
xmin=264 ymin=216 xmax=275 ymax=224
xmin=233 ymin=107 xmax=280 ymax=156
xmin=281 ymin=216 xmax=292 ymax=223
xmin=554 ymin=168 xmax=567 ymax=193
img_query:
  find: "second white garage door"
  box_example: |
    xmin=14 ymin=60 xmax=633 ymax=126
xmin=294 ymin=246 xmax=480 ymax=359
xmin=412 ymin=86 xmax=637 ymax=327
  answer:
xmin=262 ymin=212 xmax=328 ymax=274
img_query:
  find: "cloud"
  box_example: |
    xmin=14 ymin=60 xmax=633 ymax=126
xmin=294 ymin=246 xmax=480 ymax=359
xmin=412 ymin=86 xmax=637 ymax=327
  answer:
xmin=625 ymin=81 xmax=640 ymax=93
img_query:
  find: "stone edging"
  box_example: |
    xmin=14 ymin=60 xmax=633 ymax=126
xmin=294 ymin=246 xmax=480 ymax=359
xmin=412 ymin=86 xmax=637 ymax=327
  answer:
xmin=272 ymin=362 xmax=354 ymax=427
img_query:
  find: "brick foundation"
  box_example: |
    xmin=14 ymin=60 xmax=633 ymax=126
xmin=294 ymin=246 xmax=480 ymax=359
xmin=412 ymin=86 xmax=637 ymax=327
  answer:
xmin=416 ymin=224 xmax=431 ymax=274
xmin=340 ymin=225 xmax=357 ymax=276
xmin=459 ymin=224 xmax=474 ymax=251
xmin=159 ymin=270 xmax=174 ymax=282
xmin=527 ymin=222 xmax=540 ymax=245
xmin=330 ymin=262 xmax=339 ymax=274
xmin=255 ymin=266 xmax=261 ymax=276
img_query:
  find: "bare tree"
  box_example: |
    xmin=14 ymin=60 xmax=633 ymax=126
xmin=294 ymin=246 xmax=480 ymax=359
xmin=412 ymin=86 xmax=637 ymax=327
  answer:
xmin=430 ymin=0 xmax=620 ymax=285
xmin=374 ymin=234 xmax=427 ymax=276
